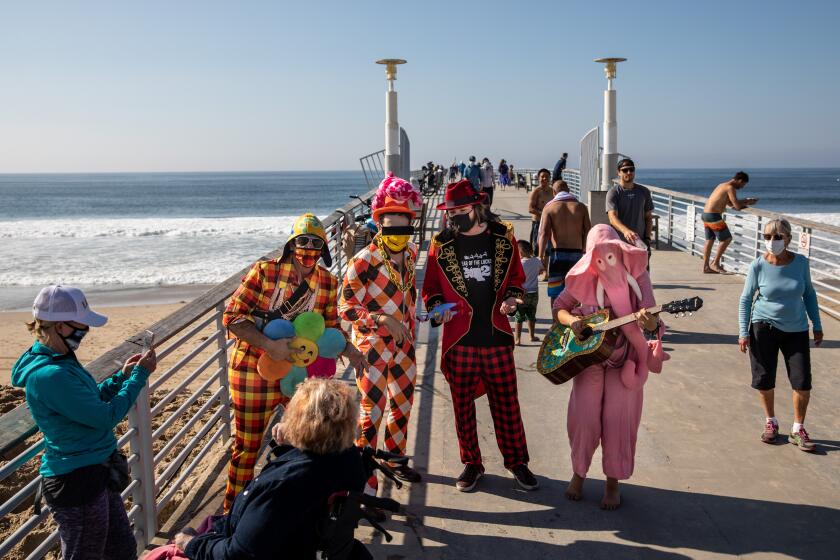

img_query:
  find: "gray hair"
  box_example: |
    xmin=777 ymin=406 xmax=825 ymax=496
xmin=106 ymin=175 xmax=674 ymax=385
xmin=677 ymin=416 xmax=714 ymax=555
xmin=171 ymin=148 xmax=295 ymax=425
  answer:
xmin=764 ymin=219 xmax=792 ymax=238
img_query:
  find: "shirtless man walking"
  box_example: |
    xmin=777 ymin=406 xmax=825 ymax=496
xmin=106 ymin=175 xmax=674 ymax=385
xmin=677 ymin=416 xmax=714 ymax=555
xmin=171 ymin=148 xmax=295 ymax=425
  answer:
xmin=702 ymin=171 xmax=757 ymax=273
xmin=528 ymin=168 xmax=554 ymax=249
xmin=538 ymin=180 xmax=591 ymax=304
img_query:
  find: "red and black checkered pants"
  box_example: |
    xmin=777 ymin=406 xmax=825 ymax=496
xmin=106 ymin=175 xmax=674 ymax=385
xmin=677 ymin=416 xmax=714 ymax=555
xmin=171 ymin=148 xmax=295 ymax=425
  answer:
xmin=443 ymin=345 xmax=529 ymax=469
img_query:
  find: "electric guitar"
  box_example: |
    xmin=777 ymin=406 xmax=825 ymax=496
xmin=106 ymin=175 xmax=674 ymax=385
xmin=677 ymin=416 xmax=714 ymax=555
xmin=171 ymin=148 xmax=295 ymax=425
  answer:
xmin=536 ymin=297 xmax=703 ymax=385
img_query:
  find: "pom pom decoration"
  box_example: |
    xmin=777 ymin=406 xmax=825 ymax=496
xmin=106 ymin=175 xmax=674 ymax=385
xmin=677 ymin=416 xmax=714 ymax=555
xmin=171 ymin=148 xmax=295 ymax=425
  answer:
xmin=280 ymin=366 xmax=307 ymax=397
xmin=307 ymin=355 xmax=337 ymax=379
xmin=257 ymin=353 xmax=292 ymax=382
xmin=293 ymin=312 xmax=325 ymax=342
xmin=371 ymin=172 xmax=422 ymax=213
xmin=263 ymin=319 xmax=295 ymax=340
xmin=289 ymin=337 xmax=319 ymax=367
xmin=316 ymin=328 xmax=346 ymax=359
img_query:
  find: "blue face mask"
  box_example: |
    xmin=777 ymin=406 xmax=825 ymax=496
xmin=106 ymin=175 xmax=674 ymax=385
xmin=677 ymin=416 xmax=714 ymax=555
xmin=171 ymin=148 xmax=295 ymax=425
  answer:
xmin=60 ymin=325 xmax=89 ymax=351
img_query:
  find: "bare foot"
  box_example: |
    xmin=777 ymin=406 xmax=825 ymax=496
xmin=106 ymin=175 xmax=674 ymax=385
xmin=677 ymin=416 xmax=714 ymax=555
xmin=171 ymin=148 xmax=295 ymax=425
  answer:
xmin=711 ymin=264 xmax=729 ymax=274
xmin=530 ymin=335 xmax=540 ymax=342
xmin=600 ymin=478 xmax=621 ymax=510
xmin=703 ymin=266 xmax=719 ymax=274
xmin=565 ymin=473 xmax=584 ymax=501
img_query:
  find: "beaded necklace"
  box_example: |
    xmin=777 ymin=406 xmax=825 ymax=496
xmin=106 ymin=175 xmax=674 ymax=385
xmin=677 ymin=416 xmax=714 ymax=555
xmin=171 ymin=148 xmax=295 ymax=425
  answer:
xmin=375 ymin=236 xmax=415 ymax=293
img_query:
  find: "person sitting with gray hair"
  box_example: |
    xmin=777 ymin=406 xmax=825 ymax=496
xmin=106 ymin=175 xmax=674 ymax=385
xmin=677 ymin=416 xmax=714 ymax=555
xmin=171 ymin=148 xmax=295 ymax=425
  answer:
xmin=177 ymin=378 xmax=366 ymax=559
xmin=738 ymin=219 xmax=823 ymax=451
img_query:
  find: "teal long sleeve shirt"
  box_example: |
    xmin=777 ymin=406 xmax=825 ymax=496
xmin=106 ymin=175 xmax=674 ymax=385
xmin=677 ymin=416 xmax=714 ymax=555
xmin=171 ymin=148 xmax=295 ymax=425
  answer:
xmin=11 ymin=341 xmax=150 ymax=477
xmin=738 ymin=254 xmax=822 ymax=339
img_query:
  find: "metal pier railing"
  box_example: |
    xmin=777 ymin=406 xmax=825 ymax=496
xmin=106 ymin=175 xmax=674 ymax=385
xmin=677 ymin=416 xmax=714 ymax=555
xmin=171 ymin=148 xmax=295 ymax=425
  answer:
xmin=561 ymin=168 xmax=840 ymax=320
xmin=0 ymin=190 xmax=379 ymax=558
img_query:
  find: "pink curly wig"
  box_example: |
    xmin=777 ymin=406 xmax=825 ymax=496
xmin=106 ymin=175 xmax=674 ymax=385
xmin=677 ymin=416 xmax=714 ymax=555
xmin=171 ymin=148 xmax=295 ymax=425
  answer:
xmin=371 ymin=172 xmax=422 ymax=213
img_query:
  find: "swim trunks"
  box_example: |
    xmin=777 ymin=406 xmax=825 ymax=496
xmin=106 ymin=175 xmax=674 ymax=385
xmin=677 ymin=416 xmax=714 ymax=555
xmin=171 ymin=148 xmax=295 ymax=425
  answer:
xmin=514 ymin=292 xmax=538 ymax=323
xmin=547 ymin=248 xmax=583 ymax=299
xmin=702 ymin=212 xmax=732 ymax=242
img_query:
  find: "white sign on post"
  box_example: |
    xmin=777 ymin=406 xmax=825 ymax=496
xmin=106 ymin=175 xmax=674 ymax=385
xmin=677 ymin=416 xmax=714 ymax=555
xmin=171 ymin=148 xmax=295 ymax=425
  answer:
xmin=685 ymin=204 xmax=696 ymax=242
xmin=799 ymin=232 xmax=811 ymax=257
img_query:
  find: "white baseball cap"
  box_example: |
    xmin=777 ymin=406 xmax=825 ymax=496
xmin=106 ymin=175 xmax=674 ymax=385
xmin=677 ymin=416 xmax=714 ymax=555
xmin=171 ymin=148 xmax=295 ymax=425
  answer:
xmin=32 ymin=285 xmax=108 ymax=327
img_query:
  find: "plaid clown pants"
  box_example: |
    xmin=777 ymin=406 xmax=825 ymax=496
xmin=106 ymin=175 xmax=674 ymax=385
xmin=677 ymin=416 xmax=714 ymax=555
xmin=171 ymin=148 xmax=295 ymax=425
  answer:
xmin=224 ymin=366 xmax=289 ymax=512
xmin=443 ymin=345 xmax=529 ymax=469
xmin=355 ymin=335 xmax=416 ymax=493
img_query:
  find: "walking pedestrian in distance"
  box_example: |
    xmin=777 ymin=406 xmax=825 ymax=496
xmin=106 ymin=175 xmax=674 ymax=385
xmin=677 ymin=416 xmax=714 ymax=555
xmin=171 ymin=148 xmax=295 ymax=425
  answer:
xmin=552 ymin=152 xmax=568 ymax=182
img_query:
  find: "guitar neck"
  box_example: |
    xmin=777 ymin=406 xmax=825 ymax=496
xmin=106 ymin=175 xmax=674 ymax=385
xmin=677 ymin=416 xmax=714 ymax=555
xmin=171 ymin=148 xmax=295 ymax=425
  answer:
xmin=594 ymin=305 xmax=663 ymax=332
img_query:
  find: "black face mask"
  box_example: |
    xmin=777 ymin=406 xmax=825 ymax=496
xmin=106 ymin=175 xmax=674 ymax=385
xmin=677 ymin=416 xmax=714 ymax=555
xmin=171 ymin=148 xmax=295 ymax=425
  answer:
xmin=450 ymin=211 xmax=476 ymax=232
xmin=60 ymin=325 xmax=89 ymax=351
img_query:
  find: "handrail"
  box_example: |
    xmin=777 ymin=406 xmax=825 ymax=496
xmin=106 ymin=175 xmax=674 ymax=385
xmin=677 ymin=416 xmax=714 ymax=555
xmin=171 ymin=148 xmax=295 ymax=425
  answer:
xmin=0 ymin=188 xmax=379 ymax=558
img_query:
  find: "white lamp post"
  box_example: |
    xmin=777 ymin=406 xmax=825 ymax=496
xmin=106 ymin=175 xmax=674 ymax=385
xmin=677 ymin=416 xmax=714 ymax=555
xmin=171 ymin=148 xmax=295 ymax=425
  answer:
xmin=376 ymin=58 xmax=406 ymax=177
xmin=594 ymin=57 xmax=626 ymax=191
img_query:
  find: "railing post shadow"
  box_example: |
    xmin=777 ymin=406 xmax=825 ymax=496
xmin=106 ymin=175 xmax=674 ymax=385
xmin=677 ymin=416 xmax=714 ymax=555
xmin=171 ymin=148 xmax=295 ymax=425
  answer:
xmin=128 ymin=385 xmax=157 ymax=554
xmin=667 ymin=195 xmax=674 ymax=246
xmin=214 ymin=303 xmax=232 ymax=444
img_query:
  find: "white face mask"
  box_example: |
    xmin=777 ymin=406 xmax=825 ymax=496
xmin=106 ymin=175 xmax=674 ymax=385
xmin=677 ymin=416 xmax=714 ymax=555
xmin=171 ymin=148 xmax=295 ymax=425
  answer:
xmin=765 ymin=238 xmax=786 ymax=256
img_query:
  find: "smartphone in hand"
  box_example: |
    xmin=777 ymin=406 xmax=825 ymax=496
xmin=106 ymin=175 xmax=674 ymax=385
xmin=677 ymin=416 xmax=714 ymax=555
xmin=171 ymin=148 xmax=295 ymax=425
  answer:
xmin=142 ymin=330 xmax=155 ymax=352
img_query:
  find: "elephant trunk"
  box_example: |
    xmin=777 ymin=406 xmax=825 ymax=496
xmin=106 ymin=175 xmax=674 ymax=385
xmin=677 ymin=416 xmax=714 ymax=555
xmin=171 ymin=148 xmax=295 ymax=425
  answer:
xmin=603 ymin=281 xmax=650 ymax=389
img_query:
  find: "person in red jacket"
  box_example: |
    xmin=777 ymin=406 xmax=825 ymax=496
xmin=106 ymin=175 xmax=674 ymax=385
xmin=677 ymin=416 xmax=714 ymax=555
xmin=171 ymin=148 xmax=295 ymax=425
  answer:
xmin=422 ymin=179 xmax=539 ymax=493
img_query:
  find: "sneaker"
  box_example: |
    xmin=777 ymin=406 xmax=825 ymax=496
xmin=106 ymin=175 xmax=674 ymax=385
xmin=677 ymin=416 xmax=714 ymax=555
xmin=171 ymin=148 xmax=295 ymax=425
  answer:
xmin=455 ymin=464 xmax=484 ymax=492
xmin=761 ymin=420 xmax=779 ymax=444
xmin=789 ymin=428 xmax=816 ymax=452
xmin=391 ymin=464 xmax=422 ymax=483
xmin=510 ymin=464 xmax=539 ymax=491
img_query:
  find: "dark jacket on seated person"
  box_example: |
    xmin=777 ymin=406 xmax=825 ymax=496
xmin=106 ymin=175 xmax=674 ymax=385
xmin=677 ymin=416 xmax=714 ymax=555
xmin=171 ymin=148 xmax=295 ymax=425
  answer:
xmin=185 ymin=444 xmax=366 ymax=560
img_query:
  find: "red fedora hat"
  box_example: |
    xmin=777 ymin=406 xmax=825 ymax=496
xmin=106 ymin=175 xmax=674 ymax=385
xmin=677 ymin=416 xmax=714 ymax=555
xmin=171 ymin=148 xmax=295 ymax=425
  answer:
xmin=436 ymin=179 xmax=487 ymax=210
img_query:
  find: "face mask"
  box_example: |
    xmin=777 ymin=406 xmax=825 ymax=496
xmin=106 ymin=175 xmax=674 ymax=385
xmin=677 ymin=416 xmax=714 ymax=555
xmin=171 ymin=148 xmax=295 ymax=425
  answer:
xmin=449 ymin=210 xmax=476 ymax=232
xmin=765 ymin=238 xmax=785 ymax=256
xmin=60 ymin=324 xmax=89 ymax=351
xmin=294 ymin=247 xmax=320 ymax=268
xmin=380 ymin=225 xmax=414 ymax=253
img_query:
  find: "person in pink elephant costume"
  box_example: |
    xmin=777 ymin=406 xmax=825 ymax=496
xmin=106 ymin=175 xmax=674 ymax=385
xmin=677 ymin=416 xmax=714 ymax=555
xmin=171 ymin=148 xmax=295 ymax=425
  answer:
xmin=553 ymin=224 xmax=669 ymax=510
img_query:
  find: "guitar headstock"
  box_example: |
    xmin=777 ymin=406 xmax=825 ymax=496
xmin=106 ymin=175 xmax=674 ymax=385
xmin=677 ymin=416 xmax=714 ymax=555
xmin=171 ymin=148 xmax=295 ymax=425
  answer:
xmin=662 ymin=296 xmax=703 ymax=317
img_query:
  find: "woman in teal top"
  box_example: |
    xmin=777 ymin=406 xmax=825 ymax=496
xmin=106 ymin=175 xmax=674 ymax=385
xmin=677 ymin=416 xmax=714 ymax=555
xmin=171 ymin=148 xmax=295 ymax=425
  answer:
xmin=738 ymin=219 xmax=823 ymax=452
xmin=11 ymin=285 xmax=157 ymax=560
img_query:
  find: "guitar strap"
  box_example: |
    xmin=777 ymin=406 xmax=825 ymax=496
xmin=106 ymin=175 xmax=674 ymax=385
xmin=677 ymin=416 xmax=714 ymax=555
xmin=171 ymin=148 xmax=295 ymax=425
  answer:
xmin=253 ymin=280 xmax=311 ymax=330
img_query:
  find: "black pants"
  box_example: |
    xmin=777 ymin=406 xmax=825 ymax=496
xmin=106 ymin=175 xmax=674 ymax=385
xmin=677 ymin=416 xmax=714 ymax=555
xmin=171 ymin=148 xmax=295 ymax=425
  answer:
xmin=748 ymin=322 xmax=811 ymax=391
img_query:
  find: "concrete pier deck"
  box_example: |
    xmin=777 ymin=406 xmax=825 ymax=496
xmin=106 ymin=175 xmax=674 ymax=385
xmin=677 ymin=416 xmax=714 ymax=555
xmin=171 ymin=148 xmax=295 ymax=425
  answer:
xmin=154 ymin=187 xmax=839 ymax=559
xmin=357 ymin=187 xmax=840 ymax=559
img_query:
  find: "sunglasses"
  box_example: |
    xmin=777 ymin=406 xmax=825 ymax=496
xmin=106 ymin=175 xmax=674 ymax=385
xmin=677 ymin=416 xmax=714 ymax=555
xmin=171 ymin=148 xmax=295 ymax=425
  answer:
xmin=294 ymin=236 xmax=325 ymax=249
xmin=763 ymin=234 xmax=784 ymax=241
xmin=619 ymin=167 xmax=635 ymax=173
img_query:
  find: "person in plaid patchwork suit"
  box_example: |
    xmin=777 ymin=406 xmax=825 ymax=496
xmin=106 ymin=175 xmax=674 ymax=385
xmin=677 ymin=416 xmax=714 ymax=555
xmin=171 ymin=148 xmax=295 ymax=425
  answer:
xmin=340 ymin=173 xmax=424 ymax=498
xmin=422 ymin=179 xmax=540 ymax=493
xmin=222 ymin=213 xmax=364 ymax=512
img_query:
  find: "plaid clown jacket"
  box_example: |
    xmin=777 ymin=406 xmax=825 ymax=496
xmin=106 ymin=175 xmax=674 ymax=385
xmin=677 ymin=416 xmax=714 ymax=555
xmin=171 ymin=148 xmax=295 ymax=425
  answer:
xmin=421 ymin=220 xmax=526 ymax=358
xmin=223 ymin=258 xmax=341 ymax=373
xmin=339 ymin=241 xmax=418 ymax=345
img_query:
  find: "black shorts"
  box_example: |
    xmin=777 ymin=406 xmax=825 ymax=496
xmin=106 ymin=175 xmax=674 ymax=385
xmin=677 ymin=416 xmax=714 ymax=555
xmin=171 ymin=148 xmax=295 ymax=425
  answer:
xmin=748 ymin=322 xmax=811 ymax=391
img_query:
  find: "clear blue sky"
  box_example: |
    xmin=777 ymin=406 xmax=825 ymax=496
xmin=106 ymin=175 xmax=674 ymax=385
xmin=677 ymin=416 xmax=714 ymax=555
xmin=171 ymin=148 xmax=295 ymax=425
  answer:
xmin=1 ymin=0 xmax=838 ymax=172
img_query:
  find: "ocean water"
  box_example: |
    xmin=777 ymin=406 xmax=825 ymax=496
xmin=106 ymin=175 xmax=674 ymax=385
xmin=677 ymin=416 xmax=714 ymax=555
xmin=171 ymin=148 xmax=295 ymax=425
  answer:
xmin=634 ymin=168 xmax=840 ymax=226
xmin=0 ymin=172 xmax=368 ymax=308
xmin=1 ymin=169 xmax=838 ymax=309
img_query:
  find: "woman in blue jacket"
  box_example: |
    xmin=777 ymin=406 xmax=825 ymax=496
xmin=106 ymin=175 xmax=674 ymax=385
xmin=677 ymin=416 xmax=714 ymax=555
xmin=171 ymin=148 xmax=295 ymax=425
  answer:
xmin=12 ymin=285 xmax=157 ymax=560
xmin=738 ymin=219 xmax=823 ymax=451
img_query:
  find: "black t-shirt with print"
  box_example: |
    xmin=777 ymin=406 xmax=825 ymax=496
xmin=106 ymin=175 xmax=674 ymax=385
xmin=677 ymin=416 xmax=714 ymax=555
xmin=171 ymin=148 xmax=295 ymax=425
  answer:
xmin=455 ymin=230 xmax=513 ymax=347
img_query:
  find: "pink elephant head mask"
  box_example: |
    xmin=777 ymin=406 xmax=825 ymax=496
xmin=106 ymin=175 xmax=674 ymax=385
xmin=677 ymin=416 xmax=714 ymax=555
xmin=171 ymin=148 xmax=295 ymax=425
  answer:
xmin=564 ymin=224 xmax=660 ymax=388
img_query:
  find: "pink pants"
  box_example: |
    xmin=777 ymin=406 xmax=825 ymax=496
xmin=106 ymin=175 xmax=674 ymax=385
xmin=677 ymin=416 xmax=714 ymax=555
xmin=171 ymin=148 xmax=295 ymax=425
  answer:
xmin=567 ymin=363 xmax=644 ymax=480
